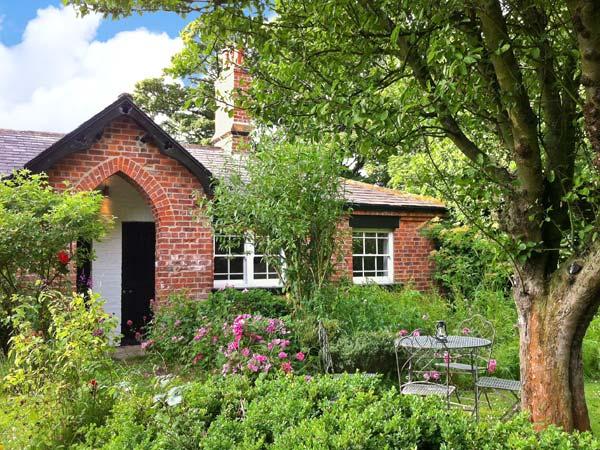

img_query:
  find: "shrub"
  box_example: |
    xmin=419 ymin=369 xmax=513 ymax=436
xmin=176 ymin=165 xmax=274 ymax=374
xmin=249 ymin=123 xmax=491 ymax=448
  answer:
xmin=3 ymin=291 xmax=117 ymax=393
xmin=144 ymin=289 xmax=305 ymax=375
xmin=0 ymin=171 xmax=109 ymax=351
xmin=75 ymin=374 xmax=600 ymax=449
xmin=1 ymin=291 xmax=119 ymax=448
xmin=423 ymin=221 xmax=513 ymax=301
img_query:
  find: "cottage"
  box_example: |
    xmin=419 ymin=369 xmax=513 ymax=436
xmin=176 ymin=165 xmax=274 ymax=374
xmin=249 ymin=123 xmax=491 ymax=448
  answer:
xmin=0 ymin=51 xmax=444 ymax=341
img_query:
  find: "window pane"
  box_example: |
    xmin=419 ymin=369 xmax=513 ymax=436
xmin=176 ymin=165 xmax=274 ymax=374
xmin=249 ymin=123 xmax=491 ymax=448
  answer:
xmin=254 ymin=257 xmax=267 ymax=279
xmin=214 ymin=257 xmax=228 ymax=275
xmin=352 ymin=236 xmax=363 ymax=254
xmin=364 ymin=237 xmax=376 ymax=254
xmin=353 ymin=256 xmax=363 ymax=273
xmin=229 ymin=257 xmax=244 ymax=279
xmin=363 ymin=256 xmax=375 ymax=271
xmin=376 ymin=256 xmax=386 ymax=273
xmin=377 ymin=238 xmax=388 ymax=255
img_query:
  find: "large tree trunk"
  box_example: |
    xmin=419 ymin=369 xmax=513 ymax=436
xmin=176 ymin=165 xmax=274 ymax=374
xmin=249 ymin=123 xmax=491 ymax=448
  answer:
xmin=515 ymin=261 xmax=600 ymax=432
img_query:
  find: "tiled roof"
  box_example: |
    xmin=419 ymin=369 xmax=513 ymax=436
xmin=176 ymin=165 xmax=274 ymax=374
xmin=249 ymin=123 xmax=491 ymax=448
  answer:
xmin=0 ymin=128 xmax=445 ymax=212
xmin=0 ymin=129 xmax=63 ymax=175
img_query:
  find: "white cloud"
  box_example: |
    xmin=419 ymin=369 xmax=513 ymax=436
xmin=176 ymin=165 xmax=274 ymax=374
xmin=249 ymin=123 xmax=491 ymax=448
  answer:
xmin=0 ymin=5 xmax=181 ymax=132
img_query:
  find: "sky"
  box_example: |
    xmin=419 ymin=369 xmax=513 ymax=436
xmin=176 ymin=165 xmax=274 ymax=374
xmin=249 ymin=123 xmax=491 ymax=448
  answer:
xmin=0 ymin=1 xmax=190 ymax=132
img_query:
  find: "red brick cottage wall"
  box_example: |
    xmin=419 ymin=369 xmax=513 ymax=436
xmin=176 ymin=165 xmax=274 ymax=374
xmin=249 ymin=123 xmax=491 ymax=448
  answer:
xmin=336 ymin=210 xmax=438 ymax=291
xmin=46 ymin=116 xmax=214 ymax=302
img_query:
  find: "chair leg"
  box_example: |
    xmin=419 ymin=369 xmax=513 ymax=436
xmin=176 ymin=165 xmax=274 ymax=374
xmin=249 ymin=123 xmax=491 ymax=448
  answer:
xmin=484 ymin=390 xmax=492 ymax=409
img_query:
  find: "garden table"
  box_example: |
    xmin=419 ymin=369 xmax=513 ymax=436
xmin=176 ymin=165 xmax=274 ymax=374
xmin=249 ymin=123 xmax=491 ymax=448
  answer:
xmin=395 ymin=335 xmax=492 ymax=419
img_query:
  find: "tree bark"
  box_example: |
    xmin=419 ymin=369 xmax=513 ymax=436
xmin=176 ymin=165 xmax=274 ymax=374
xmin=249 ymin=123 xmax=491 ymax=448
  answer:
xmin=516 ymin=248 xmax=600 ymax=432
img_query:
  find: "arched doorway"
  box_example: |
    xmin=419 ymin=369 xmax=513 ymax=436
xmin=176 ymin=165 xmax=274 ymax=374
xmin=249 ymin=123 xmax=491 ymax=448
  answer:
xmin=93 ymin=174 xmax=155 ymax=345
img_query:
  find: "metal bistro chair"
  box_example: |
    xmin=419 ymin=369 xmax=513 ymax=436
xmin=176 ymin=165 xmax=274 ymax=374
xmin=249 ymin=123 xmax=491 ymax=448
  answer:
xmin=395 ymin=334 xmax=455 ymax=408
xmin=476 ymin=376 xmax=521 ymax=420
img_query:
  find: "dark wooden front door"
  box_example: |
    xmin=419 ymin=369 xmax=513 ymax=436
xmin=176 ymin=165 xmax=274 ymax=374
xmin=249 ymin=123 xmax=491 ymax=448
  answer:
xmin=121 ymin=222 xmax=155 ymax=345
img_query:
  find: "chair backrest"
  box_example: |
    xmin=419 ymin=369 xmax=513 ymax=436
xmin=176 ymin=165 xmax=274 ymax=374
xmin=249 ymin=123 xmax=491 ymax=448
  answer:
xmin=394 ymin=334 xmax=449 ymax=386
xmin=457 ymin=314 xmax=495 ymax=356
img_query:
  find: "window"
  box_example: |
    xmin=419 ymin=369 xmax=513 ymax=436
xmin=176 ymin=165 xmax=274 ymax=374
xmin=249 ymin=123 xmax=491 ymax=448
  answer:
xmin=352 ymin=230 xmax=393 ymax=284
xmin=213 ymin=235 xmax=282 ymax=288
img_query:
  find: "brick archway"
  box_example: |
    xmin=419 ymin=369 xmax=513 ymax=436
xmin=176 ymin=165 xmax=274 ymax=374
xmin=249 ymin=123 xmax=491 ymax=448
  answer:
xmin=76 ymin=156 xmax=175 ymax=224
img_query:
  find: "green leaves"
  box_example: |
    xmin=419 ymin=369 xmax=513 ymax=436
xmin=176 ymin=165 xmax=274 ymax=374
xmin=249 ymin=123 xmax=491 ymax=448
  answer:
xmin=206 ymin=136 xmax=347 ymax=309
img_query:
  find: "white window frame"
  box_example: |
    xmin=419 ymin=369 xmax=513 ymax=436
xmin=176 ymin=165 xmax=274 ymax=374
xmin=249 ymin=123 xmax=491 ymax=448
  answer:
xmin=213 ymin=235 xmax=282 ymax=289
xmin=351 ymin=229 xmax=394 ymax=285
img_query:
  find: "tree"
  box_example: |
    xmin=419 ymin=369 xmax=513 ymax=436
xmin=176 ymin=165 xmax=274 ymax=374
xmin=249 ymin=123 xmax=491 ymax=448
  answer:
xmin=0 ymin=171 xmax=109 ymax=351
xmin=204 ymin=137 xmax=346 ymax=312
xmin=133 ymin=77 xmax=215 ymax=145
xmin=67 ymin=0 xmax=600 ymax=431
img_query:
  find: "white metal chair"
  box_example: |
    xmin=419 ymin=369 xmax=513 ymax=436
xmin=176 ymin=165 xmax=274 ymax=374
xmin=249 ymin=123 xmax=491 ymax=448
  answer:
xmin=395 ymin=334 xmax=455 ymax=407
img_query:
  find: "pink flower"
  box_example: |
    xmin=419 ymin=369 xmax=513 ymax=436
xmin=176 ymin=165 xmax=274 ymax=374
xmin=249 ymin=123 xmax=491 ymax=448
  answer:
xmin=263 ymin=363 xmax=272 ymax=373
xmin=141 ymin=339 xmax=154 ymax=350
xmin=171 ymin=335 xmax=184 ymax=343
xmin=412 ymin=329 xmax=421 ymax=336
xmin=126 ymin=319 xmax=133 ymax=327
xmin=241 ymin=347 xmax=251 ymax=357
xmin=92 ymin=328 xmax=104 ymax=337
xmin=247 ymin=362 xmax=259 ymax=373
xmin=267 ymin=342 xmax=274 ymax=351
xmin=281 ymin=361 xmax=293 ymax=374
xmin=487 ymin=359 xmax=497 ymax=374
xmin=280 ymin=339 xmax=291 ymax=349
xmin=227 ymin=341 xmax=239 ymax=352
xmin=254 ymin=354 xmax=268 ymax=363
xmin=295 ymin=352 xmax=305 ymax=361
xmin=212 ymin=336 xmax=219 ymax=344
xmin=278 ymin=351 xmax=288 ymax=359
xmin=304 ymin=375 xmax=313 ymax=382
xmin=174 ymin=319 xmax=182 ymax=327
xmin=443 ymin=352 xmax=451 ymax=364
xmin=430 ymin=370 xmax=440 ymax=381
xmin=194 ymin=327 xmax=208 ymax=341
xmin=193 ymin=353 xmax=204 ymax=364
xmin=398 ymin=329 xmax=409 ymax=336
xmin=462 ymin=327 xmax=471 ymax=335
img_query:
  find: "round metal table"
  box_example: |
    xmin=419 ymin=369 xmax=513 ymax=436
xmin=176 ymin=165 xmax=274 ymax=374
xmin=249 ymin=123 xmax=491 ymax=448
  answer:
xmin=395 ymin=335 xmax=491 ymax=350
xmin=395 ymin=335 xmax=492 ymax=419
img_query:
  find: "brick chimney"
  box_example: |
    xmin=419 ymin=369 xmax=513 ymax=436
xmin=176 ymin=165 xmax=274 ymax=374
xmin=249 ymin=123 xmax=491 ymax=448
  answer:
xmin=212 ymin=48 xmax=252 ymax=153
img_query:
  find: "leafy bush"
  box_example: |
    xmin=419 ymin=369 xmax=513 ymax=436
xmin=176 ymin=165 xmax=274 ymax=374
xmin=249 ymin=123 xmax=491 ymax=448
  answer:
xmin=423 ymin=221 xmax=512 ymax=301
xmin=1 ymin=291 xmax=119 ymax=448
xmin=144 ymin=289 xmax=305 ymax=375
xmin=329 ymin=330 xmax=397 ymax=374
xmin=3 ymin=291 xmax=117 ymax=393
xmin=75 ymin=374 xmax=599 ymax=450
xmin=0 ymin=171 xmax=109 ymax=351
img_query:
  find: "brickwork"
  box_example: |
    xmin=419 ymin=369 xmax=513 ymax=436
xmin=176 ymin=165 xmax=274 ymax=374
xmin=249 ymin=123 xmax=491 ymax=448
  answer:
xmin=336 ymin=210 xmax=440 ymax=291
xmin=46 ymin=116 xmax=214 ymax=301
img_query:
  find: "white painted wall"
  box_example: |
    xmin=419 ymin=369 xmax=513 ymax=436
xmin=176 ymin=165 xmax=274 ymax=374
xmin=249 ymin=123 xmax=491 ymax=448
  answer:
xmin=92 ymin=175 xmax=154 ymax=329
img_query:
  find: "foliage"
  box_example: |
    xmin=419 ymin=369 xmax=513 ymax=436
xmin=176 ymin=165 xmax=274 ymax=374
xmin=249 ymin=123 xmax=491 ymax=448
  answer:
xmin=3 ymin=291 xmax=117 ymax=394
xmin=205 ymin=137 xmax=347 ymax=311
xmin=72 ymin=374 xmax=599 ymax=449
xmin=133 ymin=77 xmax=215 ymax=145
xmin=424 ymin=221 xmax=513 ymax=300
xmin=1 ymin=291 xmax=119 ymax=449
xmin=144 ymin=289 xmax=306 ymax=375
xmin=0 ymin=171 xmax=108 ymax=351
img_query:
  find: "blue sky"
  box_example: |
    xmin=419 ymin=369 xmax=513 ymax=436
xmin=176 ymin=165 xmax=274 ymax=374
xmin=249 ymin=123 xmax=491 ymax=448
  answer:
xmin=0 ymin=2 xmax=188 ymax=131
xmin=0 ymin=1 xmax=187 ymax=45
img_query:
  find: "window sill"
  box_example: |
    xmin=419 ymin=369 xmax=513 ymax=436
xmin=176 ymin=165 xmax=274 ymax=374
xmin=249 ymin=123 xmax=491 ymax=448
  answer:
xmin=352 ymin=276 xmax=394 ymax=286
xmin=213 ymin=280 xmax=283 ymax=289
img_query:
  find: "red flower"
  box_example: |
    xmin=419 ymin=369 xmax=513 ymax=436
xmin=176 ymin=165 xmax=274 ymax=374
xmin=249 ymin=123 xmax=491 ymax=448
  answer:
xmin=57 ymin=250 xmax=70 ymax=265
xmin=126 ymin=319 xmax=133 ymax=327
xmin=89 ymin=379 xmax=98 ymax=389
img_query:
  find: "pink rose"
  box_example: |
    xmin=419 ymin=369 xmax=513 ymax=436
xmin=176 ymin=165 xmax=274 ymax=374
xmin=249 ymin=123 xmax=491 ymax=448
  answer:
xmin=304 ymin=375 xmax=313 ymax=382
xmin=295 ymin=352 xmax=305 ymax=361
xmin=141 ymin=339 xmax=154 ymax=350
xmin=398 ymin=329 xmax=408 ymax=336
xmin=241 ymin=347 xmax=251 ymax=357
xmin=487 ymin=359 xmax=497 ymax=374
xmin=462 ymin=327 xmax=471 ymax=335
xmin=412 ymin=329 xmax=421 ymax=336
xmin=126 ymin=319 xmax=133 ymax=327
xmin=278 ymin=351 xmax=288 ymax=359
xmin=281 ymin=361 xmax=293 ymax=374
